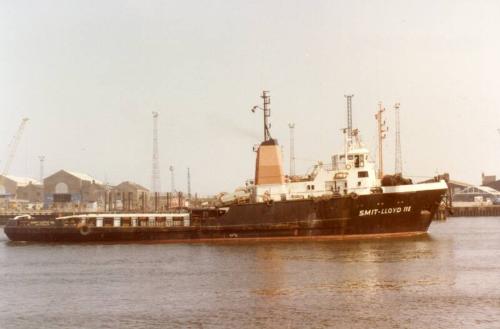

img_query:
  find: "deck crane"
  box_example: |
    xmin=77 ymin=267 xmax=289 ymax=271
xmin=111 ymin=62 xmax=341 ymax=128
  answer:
xmin=1 ymin=118 xmax=29 ymax=177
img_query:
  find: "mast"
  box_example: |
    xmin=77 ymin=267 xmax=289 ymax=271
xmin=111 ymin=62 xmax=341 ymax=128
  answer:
xmin=252 ymin=91 xmax=271 ymax=142
xmin=344 ymin=95 xmax=354 ymax=147
xmin=375 ymin=102 xmax=388 ymax=179
xmin=394 ymin=102 xmax=402 ymax=175
xmin=288 ymin=123 xmax=295 ymax=176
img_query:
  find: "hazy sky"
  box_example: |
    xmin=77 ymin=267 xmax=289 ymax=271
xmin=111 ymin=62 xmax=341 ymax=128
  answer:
xmin=1 ymin=0 xmax=500 ymax=195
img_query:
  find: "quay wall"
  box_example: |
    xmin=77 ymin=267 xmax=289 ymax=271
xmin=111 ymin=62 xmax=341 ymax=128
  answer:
xmin=450 ymin=206 xmax=500 ymax=217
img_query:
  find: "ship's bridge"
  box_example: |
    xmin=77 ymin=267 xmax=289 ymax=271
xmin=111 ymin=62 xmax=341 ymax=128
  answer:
xmin=332 ymin=147 xmax=370 ymax=171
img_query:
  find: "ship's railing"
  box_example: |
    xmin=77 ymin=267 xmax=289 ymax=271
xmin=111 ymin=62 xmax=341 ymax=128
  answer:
xmin=17 ymin=214 xmax=192 ymax=228
xmin=73 ymin=214 xmax=191 ymax=228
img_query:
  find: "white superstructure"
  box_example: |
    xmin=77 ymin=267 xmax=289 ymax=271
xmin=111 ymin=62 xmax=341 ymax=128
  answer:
xmin=218 ymin=93 xmax=448 ymax=206
xmin=252 ymin=129 xmax=379 ymax=202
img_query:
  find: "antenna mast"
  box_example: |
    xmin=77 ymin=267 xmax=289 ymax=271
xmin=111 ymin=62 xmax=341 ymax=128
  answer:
xmin=288 ymin=123 xmax=295 ymax=176
xmin=394 ymin=102 xmax=402 ymax=175
xmin=151 ymin=112 xmax=161 ymax=193
xmin=375 ymin=102 xmax=388 ymax=179
xmin=251 ymin=91 xmax=271 ymax=141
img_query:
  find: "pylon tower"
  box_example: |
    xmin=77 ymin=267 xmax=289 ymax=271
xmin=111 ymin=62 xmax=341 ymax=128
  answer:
xmin=394 ymin=103 xmax=402 ymax=175
xmin=151 ymin=112 xmax=161 ymax=193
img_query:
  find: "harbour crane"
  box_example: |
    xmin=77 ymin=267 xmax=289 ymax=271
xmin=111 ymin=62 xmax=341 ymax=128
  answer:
xmin=0 ymin=118 xmax=29 ymax=200
xmin=2 ymin=118 xmax=29 ymax=176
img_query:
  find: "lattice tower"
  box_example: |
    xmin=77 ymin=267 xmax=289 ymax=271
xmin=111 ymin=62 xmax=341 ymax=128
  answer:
xmin=151 ymin=112 xmax=161 ymax=192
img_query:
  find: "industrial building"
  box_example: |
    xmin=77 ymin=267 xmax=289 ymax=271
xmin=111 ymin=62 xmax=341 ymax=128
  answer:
xmin=43 ymin=170 xmax=106 ymax=210
xmin=113 ymin=181 xmax=149 ymax=210
xmin=453 ymin=185 xmax=500 ymax=205
xmin=16 ymin=182 xmax=44 ymax=203
xmin=0 ymin=175 xmax=42 ymax=201
xmin=482 ymin=173 xmax=500 ymax=192
xmin=0 ymin=175 xmax=43 ymax=210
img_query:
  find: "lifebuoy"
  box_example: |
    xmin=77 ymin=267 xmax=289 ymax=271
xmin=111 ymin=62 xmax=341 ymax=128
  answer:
xmin=79 ymin=225 xmax=91 ymax=236
xmin=350 ymin=192 xmax=358 ymax=200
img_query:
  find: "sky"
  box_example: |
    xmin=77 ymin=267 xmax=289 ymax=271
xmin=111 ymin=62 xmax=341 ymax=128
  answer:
xmin=1 ymin=0 xmax=500 ymax=195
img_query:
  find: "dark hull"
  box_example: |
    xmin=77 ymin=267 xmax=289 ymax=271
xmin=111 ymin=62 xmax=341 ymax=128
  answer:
xmin=4 ymin=189 xmax=445 ymax=242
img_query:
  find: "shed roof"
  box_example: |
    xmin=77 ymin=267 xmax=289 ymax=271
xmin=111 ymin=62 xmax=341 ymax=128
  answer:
xmin=4 ymin=175 xmax=41 ymax=187
xmin=456 ymin=185 xmax=500 ymax=195
xmin=116 ymin=181 xmax=149 ymax=191
xmin=46 ymin=170 xmax=103 ymax=185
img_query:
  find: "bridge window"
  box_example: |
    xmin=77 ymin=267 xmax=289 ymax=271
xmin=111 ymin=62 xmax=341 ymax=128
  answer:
xmin=358 ymin=171 xmax=369 ymax=178
xmin=354 ymin=155 xmax=360 ymax=168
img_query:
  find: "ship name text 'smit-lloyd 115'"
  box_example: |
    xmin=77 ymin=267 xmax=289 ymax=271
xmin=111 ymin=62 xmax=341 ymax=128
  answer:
xmin=359 ymin=206 xmax=412 ymax=217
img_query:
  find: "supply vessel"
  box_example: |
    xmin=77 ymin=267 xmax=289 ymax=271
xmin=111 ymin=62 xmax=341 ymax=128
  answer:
xmin=4 ymin=92 xmax=448 ymax=242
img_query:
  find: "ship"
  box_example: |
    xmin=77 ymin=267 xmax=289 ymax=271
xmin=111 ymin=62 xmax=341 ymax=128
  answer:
xmin=4 ymin=92 xmax=448 ymax=242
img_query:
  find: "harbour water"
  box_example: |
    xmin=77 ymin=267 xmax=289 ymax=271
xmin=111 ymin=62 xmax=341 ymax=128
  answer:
xmin=1 ymin=217 xmax=500 ymax=329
